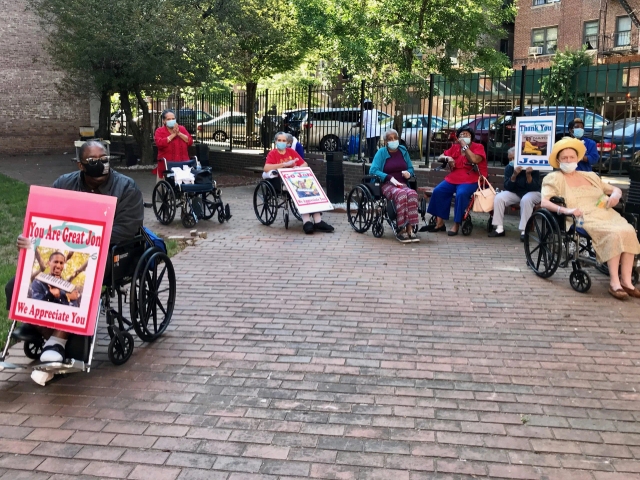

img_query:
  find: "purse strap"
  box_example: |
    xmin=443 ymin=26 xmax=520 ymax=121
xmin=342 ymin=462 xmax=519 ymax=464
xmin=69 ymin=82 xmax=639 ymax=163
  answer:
xmin=477 ymin=175 xmax=496 ymax=194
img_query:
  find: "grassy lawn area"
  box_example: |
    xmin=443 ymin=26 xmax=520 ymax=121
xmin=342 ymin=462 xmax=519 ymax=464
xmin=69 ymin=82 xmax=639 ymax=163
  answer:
xmin=0 ymin=173 xmax=29 ymax=341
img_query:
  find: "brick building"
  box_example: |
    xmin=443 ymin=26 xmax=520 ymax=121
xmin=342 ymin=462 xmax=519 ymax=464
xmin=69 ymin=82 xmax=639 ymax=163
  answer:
xmin=1 ymin=0 xmax=91 ymax=156
xmin=513 ymin=0 xmax=640 ymax=69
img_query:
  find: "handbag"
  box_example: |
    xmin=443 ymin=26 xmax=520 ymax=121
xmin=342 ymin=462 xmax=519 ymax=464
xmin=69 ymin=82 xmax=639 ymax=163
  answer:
xmin=472 ymin=175 xmax=496 ymax=213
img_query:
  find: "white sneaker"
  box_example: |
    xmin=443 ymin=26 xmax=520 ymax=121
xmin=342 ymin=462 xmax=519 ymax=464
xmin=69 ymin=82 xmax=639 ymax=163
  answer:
xmin=31 ymin=370 xmax=54 ymax=386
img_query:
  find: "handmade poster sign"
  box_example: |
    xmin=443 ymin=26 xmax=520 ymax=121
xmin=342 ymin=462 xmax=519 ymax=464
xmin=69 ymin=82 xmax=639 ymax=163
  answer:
xmin=279 ymin=167 xmax=334 ymax=214
xmin=9 ymin=186 xmax=116 ymax=336
xmin=514 ymin=116 xmax=556 ymax=171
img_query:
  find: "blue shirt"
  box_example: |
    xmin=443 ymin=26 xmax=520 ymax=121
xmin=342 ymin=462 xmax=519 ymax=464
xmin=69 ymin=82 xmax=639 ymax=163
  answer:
xmin=575 ymin=137 xmax=599 ymax=172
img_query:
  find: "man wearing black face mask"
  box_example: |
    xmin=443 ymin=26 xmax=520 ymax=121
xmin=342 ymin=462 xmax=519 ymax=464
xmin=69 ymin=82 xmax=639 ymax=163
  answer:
xmin=7 ymin=140 xmax=144 ymax=372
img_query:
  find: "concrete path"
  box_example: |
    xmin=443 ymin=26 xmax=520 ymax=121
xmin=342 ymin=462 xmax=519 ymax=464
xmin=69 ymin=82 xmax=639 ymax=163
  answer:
xmin=0 ymin=155 xmax=639 ymax=479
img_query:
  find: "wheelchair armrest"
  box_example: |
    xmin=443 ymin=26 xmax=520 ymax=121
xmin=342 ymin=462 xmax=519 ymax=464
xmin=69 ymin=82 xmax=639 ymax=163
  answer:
xmin=362 ymin=175 xmax=381 ymax=183
xmin=406 ymin=176 xmax=417 ymax=190
xmin=550 ymin=196 xmax=566 ymax=207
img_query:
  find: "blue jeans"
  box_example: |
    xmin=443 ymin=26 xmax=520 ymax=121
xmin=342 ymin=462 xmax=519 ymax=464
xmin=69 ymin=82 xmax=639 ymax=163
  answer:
xmin=427 ymin=180 xmax=477 ymax=224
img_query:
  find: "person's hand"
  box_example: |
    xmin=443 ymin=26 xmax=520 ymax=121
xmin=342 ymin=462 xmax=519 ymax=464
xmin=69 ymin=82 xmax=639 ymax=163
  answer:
xmin=16 ymin=235 xmax=31 ymax=250
xmin=447 ymin=157 xmax=455 ymax=169
xmin=402 ymin=170 xmax=411 ymax=179
xmin=514 ymin=166 xmax=523 ymax=175
xmin=48 ymin=286 xmax=61 ymax=299
xmin=525 ymin=167 xmax=533 ymax=174
xmin=172 ymin=125 xmax=180 ymax=135
xmin=283 ymin=160 xmax=295 ymax=168
xmin=457 ymin=137 xmax=467 ymax=147
xmin=562 ymin=207 xmax=583 ymax=217
xmin=390 ymin=177 xmax=401 ymax=187
xmin=607 ymin=195 xmax=619 ymax=209
xmin=67 ymin=290 xmax=79 ymax=301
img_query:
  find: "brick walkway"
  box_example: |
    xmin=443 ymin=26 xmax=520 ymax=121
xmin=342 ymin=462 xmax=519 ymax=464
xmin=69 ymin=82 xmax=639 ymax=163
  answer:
xmin=1 ymin=160 xmax=640 ymax=479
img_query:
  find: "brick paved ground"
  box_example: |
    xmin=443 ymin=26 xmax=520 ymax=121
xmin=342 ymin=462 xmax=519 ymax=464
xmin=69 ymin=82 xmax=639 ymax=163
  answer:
xmin=1 ymin=157 xmax=640 ymax=479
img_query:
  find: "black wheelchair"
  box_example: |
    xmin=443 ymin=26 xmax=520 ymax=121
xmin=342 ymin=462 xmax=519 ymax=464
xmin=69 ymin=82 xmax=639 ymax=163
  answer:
xmin=0 ymin=228 xmax=176 ymax=375
xmin=524 ymin=197 xmax=640 ymax=292
xmin=346 ymin=174 xmax=421 ymax=238
xmin=152 ymin=158 xmax=231 ymax=228
xmin=253 ymin=173 xmax=302 ymax=229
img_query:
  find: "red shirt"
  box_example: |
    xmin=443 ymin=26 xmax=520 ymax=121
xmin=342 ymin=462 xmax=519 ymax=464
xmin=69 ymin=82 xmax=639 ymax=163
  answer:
xmin=153 ymin=126 xmax=193 ymax=176
xmin=443 ymin=142 xmax=487 ymax=184
xmin=265 ymin=148 xmax=305 ymax=167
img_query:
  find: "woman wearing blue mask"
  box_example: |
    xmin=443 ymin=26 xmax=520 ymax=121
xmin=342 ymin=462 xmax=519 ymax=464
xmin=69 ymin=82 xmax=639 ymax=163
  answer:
xmin=369 ymin=129 xmax=419 ymax=243
xmin=154 ymin=109 xmax=193 ymax=180
xmin=426 ymin=126 xmax=487 ymax=236
xmin=264 ymin=132 xmax=334 ymax=234
xmin=567 ymin=117 xmax=599 ymax=172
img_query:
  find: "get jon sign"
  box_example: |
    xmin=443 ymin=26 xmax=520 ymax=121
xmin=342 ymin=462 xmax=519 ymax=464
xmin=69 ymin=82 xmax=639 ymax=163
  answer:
xmin=10 ymin=186 xmax=116 ymax=336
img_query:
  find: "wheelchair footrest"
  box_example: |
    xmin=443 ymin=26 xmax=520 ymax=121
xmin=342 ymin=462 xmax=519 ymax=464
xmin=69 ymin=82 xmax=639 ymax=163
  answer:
xmin=33 ymin=359 xmax=87 ymax=374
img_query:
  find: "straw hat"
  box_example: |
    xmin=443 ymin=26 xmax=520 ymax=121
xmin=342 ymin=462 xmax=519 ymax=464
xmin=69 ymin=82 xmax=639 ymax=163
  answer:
xmin=548 ymin=137 xmax=586 ymax=169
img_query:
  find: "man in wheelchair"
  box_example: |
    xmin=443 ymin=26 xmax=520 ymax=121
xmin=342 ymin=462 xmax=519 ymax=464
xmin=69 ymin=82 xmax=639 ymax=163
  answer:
xmin=6 ymin=140 xmax=144 ymax=378
xmin=540 ymin=137 xmax=640 ymax=300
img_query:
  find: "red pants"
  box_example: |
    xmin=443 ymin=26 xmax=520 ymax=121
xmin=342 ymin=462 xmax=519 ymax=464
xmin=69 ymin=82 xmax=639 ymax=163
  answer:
xmin=381 ymin=183 xmax=419 ymax=228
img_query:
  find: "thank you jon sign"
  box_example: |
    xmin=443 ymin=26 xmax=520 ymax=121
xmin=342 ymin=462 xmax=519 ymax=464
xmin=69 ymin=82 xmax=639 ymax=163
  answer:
xmin=514 ymin=116 xmax=556 ymax=171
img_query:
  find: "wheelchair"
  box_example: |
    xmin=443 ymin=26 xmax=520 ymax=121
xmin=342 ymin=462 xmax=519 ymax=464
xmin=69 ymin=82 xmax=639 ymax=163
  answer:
xmin=347 ymin=174 xmax=420 ymax=238
xmin=253 ymin=173 xmax=302 ymax=229
xmin=524 ymin=197 xmax=640 ymax=293
xmin=152 ymin=158 xmax=231 ymax=229
xmin=0 ymin=228 xmax=176 ymax=375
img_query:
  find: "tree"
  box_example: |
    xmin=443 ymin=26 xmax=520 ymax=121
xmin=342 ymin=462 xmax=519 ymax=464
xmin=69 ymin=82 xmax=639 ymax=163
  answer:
xmin=540 ymin=47 xmax=594 ymax=106
xmin=29 ymin=0 xmax=220 ymax=164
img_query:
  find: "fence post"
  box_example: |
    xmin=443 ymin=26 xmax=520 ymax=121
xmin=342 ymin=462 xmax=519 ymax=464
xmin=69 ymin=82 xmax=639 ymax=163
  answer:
xmin=424 ymin=73 xmax=435 ymax=168
xmin=264 ymin=89 xmax=269 ymax=156
xmin=229 ymin=91 xmax=233 ymax=152
xmin=519 ymin=65 xmax=527 ymax=111
xmin=358 ymin=79 xmax=365 ymax=162
xmin=306 ymin=85 xmax=312 ymax=152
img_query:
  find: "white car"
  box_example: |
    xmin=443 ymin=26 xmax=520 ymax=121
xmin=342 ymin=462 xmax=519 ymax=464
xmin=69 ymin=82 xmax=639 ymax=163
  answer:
xmin=197 ymin=112 xmax=261 ymax=142
xmin=379 ymin=114 xmax=448 ymax=152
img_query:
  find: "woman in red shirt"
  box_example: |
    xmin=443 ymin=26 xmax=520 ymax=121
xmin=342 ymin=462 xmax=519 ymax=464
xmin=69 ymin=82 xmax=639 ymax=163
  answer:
xmin=425 ymin=126 xmax=487 ymax=236
xmin=153 ymin=109 xmax=193 ymax=179
xmin=264 ymin=132 xmax=334 ymax=234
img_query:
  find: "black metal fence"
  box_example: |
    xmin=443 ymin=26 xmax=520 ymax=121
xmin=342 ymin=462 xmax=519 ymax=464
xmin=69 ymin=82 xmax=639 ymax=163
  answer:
xmin=111 ymin=60 xmax=640 ymax=175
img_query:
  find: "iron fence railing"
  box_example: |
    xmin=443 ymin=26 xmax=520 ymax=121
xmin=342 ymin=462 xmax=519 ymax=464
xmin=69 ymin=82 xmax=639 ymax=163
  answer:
xmin=111 ymin=60 xmax=640 ymax=175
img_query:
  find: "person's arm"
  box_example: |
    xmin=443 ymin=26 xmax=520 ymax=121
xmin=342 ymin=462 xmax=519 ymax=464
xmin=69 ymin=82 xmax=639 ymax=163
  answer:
xmin=368 ymin=149 xmax=388 ymax=181
xmin=177 ymin=126 xmax=193 ymax=146
xmin=540 ymin=173 xmax=583 ymax=216
xmin=154 ymin=127 xmax=175 ymax=146
xmin=462 ymin=142 xmax=485 ymax=165
xmin=295 ymin=142 xmax=305 ymax=160
xmin=402 ymin=150 xmax=415 ymax=176
xmin=111 ymin=181 xmax=144 ymax=244
xmin=264 ymin=150 xmax=296 ymax=172
xmin=527 ymin=170 xmax=542 ymax=192
xmin=31 ymin=280 xmax=54 ymax=302
xmin=503 ymin=164 xmax=516 ymax=191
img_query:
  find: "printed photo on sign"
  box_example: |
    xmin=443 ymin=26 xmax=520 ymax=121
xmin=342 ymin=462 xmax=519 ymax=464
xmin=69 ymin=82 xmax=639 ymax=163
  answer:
xmin=27 ymin=247 xmax=90 ymax=309
xmin=514 ymin=116 xmax=556 ymax=171
xmin=288 ymin=178 xmax=320 ymax=198
xmin=278 ymin=167 xmax=334 ymax=215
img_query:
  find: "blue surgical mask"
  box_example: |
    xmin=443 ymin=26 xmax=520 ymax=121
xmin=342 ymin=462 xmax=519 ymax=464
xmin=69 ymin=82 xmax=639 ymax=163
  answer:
xmin=573 ymin=128 xmax=584 ymax=139
xmin=166 ymin=120 xmax=176 ymax=128
xmin=387 ymin=140 xmax=400 ymax=150
xmin=461 ymin=137 xmax=471 ymax=145
xmin=276 ymin=142 xmax=287 ymax=150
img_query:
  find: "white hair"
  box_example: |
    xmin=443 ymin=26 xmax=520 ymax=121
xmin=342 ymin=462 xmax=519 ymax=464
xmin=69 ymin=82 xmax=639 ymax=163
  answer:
xmin=384 ymin=129 xmax=399 ymax=141
xmin=507 ymin=147 xmax=516 ymax=156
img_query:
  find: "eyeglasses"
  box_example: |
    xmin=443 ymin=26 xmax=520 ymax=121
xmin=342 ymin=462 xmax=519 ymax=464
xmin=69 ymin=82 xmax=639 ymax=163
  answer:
xmin=82 ymin=156 xmax=110 ymax=166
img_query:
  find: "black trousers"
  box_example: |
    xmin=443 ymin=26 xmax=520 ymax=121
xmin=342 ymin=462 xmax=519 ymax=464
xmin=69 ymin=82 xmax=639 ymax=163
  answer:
xmin=366 ymin=137 xmax=379 ymax=159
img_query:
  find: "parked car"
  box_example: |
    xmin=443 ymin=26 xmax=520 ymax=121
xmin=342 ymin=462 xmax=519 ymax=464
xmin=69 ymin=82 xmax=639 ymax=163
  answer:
xmin=431 ymin=115 xmax=498 ymax=156
xmin=177 ymin=109 xmax=216 ymax=135
xmin=488 ymin=106 xmax=609 ymax=165
xmin=283 ymin=109 xmax=307 ymax=138
xmin=197 ymin=112 xmax=261 ymax=143
xmin=378 ymin=115 xmax=448 ymax=152
xmin=591 ymin=117 xmax=640 ymax=173
xmin=302 ymin=108 xmax=390 ymax=152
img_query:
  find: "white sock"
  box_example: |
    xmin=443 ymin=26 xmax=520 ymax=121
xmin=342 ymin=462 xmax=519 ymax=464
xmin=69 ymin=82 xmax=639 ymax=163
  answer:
xmin=43 ymin=336 xmax=67 ymax=349
xmin=40 ymin=337 xmax=67 ymax=363
xmin=495 ymin=225 xmax=504 ymax=233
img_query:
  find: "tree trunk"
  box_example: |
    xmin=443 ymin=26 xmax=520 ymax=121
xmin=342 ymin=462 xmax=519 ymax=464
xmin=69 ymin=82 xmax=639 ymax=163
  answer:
xmin=246 ymin=81 xmax=257 ymax=147
xmin=120 ymin=90 xmax=154 ymax=165
xmin=96 ymin=89 xmax=111 ymax=140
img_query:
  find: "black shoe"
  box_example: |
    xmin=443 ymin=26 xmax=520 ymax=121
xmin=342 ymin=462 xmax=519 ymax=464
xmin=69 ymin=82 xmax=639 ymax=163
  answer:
xmin=424 ymin=224 xmax=446 ymax=232
xmin=314 ymin=220 xmax=334 ymax=233
xmin=447 ymin=229 xmax=459 ymax=237
xmin=520 ymin=232 xmax=526 ymax=242
xmin=488 ymin=230 xmax=505 ymax=237
xmin=40 ymin=343 xmax=66 ymax=363
xmin=303 ymin=222 xmax=314 ymax=234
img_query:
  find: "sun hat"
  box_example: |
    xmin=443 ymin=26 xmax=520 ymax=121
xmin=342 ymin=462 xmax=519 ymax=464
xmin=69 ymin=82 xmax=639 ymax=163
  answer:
xmin=548 ymin=137 xmax=586 ymax=169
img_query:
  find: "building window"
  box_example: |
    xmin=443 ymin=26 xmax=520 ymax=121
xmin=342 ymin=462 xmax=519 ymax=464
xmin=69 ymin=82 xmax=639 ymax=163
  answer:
xmin=532 ymin=0 xmax=558 ymax=5
xmin=583 ymin=20 xmax=598 ymax=49
xmin=532 ymin=27 xmax=558 ymax=55
xmin=616 ymin=16 xmax=632 ymax=47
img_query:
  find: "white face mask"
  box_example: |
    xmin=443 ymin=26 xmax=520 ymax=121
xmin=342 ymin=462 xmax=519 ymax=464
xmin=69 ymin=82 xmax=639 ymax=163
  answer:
xmin=460 ymin=137 xmax=471 ymax=145
xmin=559 ymin=162 xmax=578 ymax=173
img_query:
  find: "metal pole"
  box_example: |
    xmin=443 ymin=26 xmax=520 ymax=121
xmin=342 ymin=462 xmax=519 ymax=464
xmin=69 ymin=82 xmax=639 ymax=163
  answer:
xmin=229 ymin=91 xmax=233 ymax=152
xmin=519 ymin=65 xmax=527 ymax=112
xmin=306 ymin=84 xmax=312 ymax=152
xmin=358 ymin=79 xmax=365 ymax=162
xmin=264 ymin=89 xmax=269 ymax=156
xmin=425 ymin=73 xmax=435 ymax=168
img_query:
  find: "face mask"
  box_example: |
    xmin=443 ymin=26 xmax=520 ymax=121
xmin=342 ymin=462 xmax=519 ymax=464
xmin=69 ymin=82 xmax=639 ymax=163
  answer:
xmin=460 ymin=137 xmax=471 ymax=145
xmin=166 ymin=119 xmax=176 ymax=128
xmin=83 ymin=159 xmax=110 ymax=177
xmin=508 ymin=160 xmax=514 ymax=166
xmin=276 ymin=142 xmax=287 ymax=150
xmin=573 ymin=128 xmax=584 ymax=138
xmin=559 ymin=162 xmax=578 ymax=173
xmin=387 ymin=140 xmax=400 ymax=150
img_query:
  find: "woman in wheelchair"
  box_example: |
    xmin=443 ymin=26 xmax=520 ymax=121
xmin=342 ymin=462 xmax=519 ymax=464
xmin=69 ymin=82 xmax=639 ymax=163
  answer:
xmin=369 ymin=129 xmax=419 ymax=243
xmin=426 ymin=126 xmax=487 ymax=236
xmin=541 ymin=137 xmax=640 ymax=300
xmin=264 ymin=132 xmax=334 ymax=234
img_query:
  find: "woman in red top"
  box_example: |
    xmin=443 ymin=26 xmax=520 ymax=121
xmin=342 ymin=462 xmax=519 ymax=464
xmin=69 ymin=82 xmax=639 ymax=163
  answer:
xmin=425 ymin=126 xmax=487 ymax=236
xmin=153 ymin=109 xmax=193 ymax=179
xmin=264 ymin=132 xmax=334 ymax=234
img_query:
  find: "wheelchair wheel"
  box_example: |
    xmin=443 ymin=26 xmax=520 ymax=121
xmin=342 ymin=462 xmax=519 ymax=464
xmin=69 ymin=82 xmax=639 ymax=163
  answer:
xmin=524 ymin=210 xmax=562 ymax=278
xmin=152 ymin=181 xmax=176 ymax=225
xmin=288 ymin=197 xmax=302 ymax=222
xmin=129 ymin=247 xmax=159 ymax=325
xmin=462 ymin=217 xmax=473 ymax=236
xmin=372 ymin=219 xmax=384 ymax=238
xmin=181 ymin=209 xmax=197 ymax=228
xmin=108 ymin=331 xmax=134 ymax=366
xmin=428 ymin=215 xmax=437 ymax=227
xmin=418 ymin=197 xmax=427 ymax=217
xmin=347 ymin=185 xmax=374 ymax=234
xmin=134 ymin=251 xmax=176 ymax=342
xmin=24 ymin=340 xmax=43 ymax=360
xmin=201 ymin=191 xmax=217 ymax=220
xmin=218 ymin=208 xmax=226 ymax=223
xmin=570 ymin=269 xmax=591 ymax=293
xmin=486 ymin=216 xmax=493 ymax=233
xmin=253 ymin=182 xmax=278 ymax=226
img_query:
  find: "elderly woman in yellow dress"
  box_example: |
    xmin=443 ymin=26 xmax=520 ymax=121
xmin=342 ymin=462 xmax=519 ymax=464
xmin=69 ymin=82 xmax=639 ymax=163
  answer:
xmin=541 ymin=137 xmax=640 ymax=300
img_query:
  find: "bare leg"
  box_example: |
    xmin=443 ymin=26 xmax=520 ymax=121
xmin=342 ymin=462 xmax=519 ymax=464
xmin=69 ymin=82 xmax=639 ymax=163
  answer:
xmin=312 ymin=213 xmax=322 ymax=223
xmin=450 ymin=222 xmax=460 ymax=233
xmin=607 ymin=254 xmax=622 ymax=290
xmin=302 ymin=213 xmax=311 ymax=223
xmin=620 ymin=253 xmax=636 ymax=289
xmin=435 ymin=217 xmax=445 ymax=228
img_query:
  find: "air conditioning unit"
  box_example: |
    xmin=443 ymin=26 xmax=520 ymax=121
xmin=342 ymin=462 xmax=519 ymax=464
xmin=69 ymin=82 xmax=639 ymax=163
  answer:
xmin=529 ymin=46 xmax=543 ymax=55
xmin=450 ymin=56 xmax=459 ymax=65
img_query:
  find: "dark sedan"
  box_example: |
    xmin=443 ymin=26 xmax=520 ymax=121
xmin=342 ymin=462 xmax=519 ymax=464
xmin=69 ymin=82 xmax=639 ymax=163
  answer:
xmin=430 ymin=115 xmax=498 ymax=156
xmin=592 ymin=117 xmax=640 ymax=173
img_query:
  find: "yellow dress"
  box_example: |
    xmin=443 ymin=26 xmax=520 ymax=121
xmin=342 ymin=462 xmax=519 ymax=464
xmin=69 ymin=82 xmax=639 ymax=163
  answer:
xmin=541 ymin=171 xmax=640 ymax=263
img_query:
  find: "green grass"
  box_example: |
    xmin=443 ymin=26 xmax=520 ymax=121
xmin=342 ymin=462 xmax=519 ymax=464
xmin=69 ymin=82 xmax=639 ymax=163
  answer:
xmin=0 ymin=173 xmax=30 ymax=341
